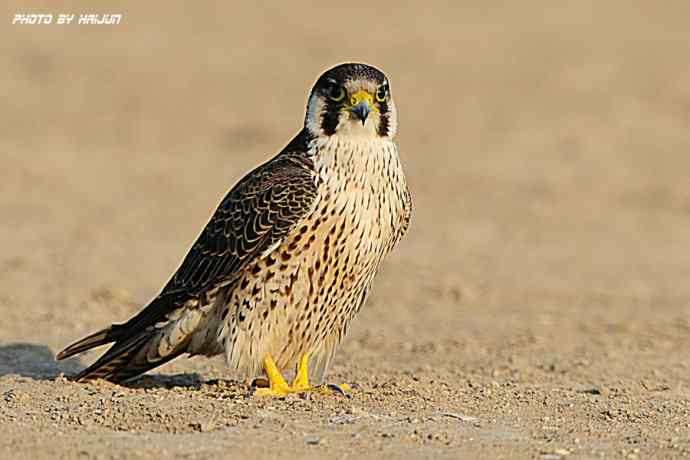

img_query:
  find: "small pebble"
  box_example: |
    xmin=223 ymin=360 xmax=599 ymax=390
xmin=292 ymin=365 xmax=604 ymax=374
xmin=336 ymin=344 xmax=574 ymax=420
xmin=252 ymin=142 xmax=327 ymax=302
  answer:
xmin=442 ymin=412 xmax=477 ymax=422
xmin=305 ymin=436 xmax=321 ymax=445
xmin=540 ymin=448 xmax=569 ymax=459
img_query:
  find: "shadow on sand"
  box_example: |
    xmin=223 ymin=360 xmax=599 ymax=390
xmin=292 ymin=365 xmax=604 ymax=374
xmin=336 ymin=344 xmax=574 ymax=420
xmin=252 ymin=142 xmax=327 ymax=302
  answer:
xmin=0 ymin=343 xmax=224 ymax=391
xmin=0 ymin=342 xmax=83 ymax=379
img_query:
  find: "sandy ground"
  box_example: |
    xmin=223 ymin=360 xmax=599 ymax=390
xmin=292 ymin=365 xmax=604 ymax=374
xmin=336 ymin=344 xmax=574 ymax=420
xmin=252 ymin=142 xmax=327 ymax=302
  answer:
xmin=2 ymin=1 xmax=690 ymax=458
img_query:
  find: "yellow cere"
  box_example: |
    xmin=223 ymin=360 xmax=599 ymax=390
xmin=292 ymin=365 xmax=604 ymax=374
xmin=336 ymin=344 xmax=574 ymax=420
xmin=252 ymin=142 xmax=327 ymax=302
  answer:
xmin=348 ymin=90 xmax=379 ymax=112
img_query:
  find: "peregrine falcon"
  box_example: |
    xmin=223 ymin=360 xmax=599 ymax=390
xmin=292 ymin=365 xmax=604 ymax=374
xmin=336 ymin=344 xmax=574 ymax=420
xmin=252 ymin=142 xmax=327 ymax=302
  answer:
xmin=58 ymin=63 xmax=412 ymax=396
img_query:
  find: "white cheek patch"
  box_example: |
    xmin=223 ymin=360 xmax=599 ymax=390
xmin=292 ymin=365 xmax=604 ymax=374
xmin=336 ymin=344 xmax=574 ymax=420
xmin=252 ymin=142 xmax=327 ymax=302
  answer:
xmin=305 ymin=94 xmax=325 ymax=136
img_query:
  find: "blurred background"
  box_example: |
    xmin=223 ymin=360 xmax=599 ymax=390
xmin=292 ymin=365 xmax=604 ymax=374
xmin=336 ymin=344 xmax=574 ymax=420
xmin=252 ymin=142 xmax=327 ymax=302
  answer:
xmin=3 ymin=2 xmax=690 ymax=457
xmin=1 ymin=0 xmax=690 ymax=383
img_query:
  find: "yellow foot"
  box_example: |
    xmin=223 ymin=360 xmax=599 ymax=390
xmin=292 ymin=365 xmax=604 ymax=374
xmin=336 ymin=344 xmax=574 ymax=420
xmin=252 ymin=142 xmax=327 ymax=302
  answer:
xmin=252 ymin=353 xmax=291 ymax=397
xmin=252 ymin=352 xmax=352 ymax=397
xmin=253 ymin=385 xmax=290 ymax=397
xmin=252 ymin=380 xmax=353 ymax=397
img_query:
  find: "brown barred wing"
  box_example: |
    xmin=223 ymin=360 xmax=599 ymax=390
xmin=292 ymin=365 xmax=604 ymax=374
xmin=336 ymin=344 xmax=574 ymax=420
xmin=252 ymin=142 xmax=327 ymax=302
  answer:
xmin=114 ymin=152 xmax=318 ymax=341
xmin=167 ymin=154 xmax=318 ymax=299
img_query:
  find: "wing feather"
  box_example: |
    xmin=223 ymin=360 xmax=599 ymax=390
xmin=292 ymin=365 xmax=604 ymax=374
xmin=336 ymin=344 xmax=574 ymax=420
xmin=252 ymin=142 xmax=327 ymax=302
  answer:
xmin=57 ymin=130 xmax=318 ymax=382
xmin=125 ymin=135 xmax=317 ymax=335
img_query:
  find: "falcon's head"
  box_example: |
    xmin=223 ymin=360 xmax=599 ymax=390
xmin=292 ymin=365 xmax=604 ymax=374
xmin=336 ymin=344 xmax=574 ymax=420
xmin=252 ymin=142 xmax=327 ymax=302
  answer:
xmin=304 ymin=63 xmax=397 ymax=139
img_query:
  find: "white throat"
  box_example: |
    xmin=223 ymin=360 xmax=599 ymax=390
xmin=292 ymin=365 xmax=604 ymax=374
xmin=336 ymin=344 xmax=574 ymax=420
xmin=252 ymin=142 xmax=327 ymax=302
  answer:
xmin=335 ymin=119 xmax=379 ymax=139
xmin=310 ymin=135 xmax=398 ymax=181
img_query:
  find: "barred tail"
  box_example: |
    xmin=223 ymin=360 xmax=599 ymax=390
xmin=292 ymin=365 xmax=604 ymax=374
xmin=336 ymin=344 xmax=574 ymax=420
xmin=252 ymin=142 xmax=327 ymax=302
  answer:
xmin=56 ymin=294 xmax=192 ymax=383
xmin=56 ymin=325 xmax=125 ymax=361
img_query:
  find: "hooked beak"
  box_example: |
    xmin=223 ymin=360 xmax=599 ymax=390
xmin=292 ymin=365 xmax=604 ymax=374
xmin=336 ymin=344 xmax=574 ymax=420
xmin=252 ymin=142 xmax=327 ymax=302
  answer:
xmin=350 ymin=101 xmax=371 ymax=125
xmin=348 ymin=90 xmax=374 ymax=125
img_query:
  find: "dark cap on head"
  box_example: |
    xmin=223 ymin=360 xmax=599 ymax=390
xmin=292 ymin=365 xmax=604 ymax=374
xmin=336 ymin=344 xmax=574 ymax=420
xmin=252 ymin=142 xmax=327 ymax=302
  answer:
xmin=313 ymin=63 xmax=387 ymax=90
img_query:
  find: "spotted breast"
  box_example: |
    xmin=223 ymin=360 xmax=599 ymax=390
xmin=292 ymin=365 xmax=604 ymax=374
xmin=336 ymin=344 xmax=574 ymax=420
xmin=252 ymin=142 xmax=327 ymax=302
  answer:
xmin=213 ymin=135 xmax=410 ymax=383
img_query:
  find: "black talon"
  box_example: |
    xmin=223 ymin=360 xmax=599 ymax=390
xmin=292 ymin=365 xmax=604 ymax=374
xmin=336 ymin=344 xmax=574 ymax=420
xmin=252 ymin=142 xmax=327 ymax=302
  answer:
xmin=326 ymin=383 xmax=352 ymax=397
xmin=250 ymin=377 xmax=269 ymax=390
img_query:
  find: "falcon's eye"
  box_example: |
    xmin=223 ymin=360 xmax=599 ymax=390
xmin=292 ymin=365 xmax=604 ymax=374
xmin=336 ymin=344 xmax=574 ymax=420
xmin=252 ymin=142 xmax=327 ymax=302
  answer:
xmin=375 ymin=85 xmax=388 ymax=102
xmin=327 ymin=85 xmax=346 ymax=102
